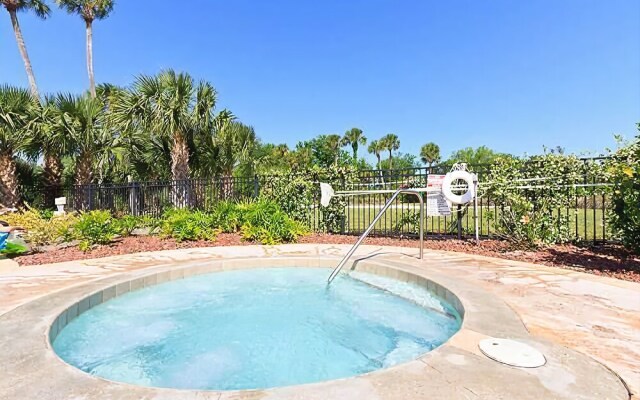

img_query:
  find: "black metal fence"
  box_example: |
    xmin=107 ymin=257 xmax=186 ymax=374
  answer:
xmin=26 ymin=159 xmax=611 ymax=243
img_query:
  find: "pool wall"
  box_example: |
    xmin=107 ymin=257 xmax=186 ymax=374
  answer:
xmin=49 ymin=257 xmax=465 ymax=343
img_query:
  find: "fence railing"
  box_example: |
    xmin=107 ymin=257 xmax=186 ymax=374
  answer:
xmin=24 ymin=159 xmax=611 ymax=243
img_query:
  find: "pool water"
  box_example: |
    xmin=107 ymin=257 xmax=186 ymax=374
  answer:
xmin=53 ymin=267 xmax=461 ymax=390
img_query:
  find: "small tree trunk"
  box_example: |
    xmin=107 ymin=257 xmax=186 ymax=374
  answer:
xmin=388 ymin=150 xmax=393 ymax=169
xmin=75 ymin=151 xmax=94 ymax=186
xmin=74 ymin=151 xmax=93 ymax=210
xmin=43 ymin=152 xmax=63 ymax=206
xmin=171 ymin=131 xmax=191 ymax=207
xmin=85 ymin=20 xmax=96 ymax=98
xmin=0 ymin=152 xmax=19 ymax=208
xmin=9 ymin=9 xmax=39 ymax=99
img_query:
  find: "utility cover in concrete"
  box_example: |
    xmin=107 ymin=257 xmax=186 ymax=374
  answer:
xmin=479 ymin=338 xmax=546 ymax=368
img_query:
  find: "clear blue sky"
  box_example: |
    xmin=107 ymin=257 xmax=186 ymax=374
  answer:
xmin=1 ymin=0 xmax=639 ymax=162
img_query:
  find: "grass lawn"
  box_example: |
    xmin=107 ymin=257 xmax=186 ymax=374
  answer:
xmin=313 ymin=205 xmax=608 ymax=242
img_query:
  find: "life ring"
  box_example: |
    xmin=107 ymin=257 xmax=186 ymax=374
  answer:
xmin=442 ymin=171 xmax=476 ymax=205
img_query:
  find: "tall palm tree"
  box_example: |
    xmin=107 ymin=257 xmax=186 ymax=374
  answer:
xmin=198 ymin=120 xmax=256 ymax=178
xmin=367 ymin=139 xmax=383 ymax=170
xmin=420 ymin=142 xmax=441 ymax=168
xmin=55 ymin=0 xmax=114 ymax=98
xmin=380 ymin=133 xmax=400 ymax=169
xmin=341 ymin=127 xmax=366 ymax=164
xmin=111 ymin=70 xmax=216 ymax=204
xmin=54 ymin=93 xmax=107 ymax=186
xmin=0 ymin=85 xmax=34 ymax=208
xmin=25 ymin=96 xmax=70 ymax=205
xmin=2 ymin=0 xmax=50 ymax=99
xmin=325 ymin=134 xmax=342 ymax=166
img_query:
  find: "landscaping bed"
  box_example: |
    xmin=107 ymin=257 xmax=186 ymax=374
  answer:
xmin=12 ymin=233 xmax=639 ymax=283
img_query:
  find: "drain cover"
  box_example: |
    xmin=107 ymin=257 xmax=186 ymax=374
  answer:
xmin=479 ymin=338 xmax=546 ymax=368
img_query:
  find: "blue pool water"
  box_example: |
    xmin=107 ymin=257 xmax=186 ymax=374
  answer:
xmin=53 ymin=268 xmax=461 ymax=390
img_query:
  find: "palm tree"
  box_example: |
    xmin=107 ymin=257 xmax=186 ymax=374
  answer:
xmin=367 ymin=140 xmax=384 ymax=170
xmin=0 ymin=85 xmax=34 ymax=208
xmin=26 ymin=96 xmax=70 ymax=205
xmin=2 ymin=0 xmax=50 ymax=99
xmin=198 ymin=120 xmax=256 ymax=178
xmin=420 ymin=142 xmax=441 ymax=168
xmin=55 ymin=0 xmax=114 ymax=98
xmin=380 ymin=133 xmax=400 ymax=169
xmin=325 ymin=134 xmax=342 ymax=166
xmin=111 ymin=70 xmax=216 ymax=204
xmin=54 ymin=93 xmax=107 ymax=186
xmin=341 ymin=127 xmax=366 ymax=163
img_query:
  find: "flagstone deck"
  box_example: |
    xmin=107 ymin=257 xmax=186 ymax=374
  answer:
xmin=0 ymin=244 xmax=637 ymax=399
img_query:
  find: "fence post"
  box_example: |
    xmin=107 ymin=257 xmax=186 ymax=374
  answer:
xmin=340 ymin=172 xmax=346 ymax=234
xmin=457 ymin=204 xmax=462 ymax=239
xmin=253 ymin=175 xmax=260 ymax=198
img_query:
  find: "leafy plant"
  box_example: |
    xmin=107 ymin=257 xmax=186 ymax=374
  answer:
xmin=239 ymin=199 xmax=307 ymax=244
xmin=74 ymin=210 xmax=119 ymax=250
xmin=484 ymin=153 xmax=604 ymax=248
xmin=0 ymin=241 xmax=29 ymax=256
xmin=210 ymin=201 xmax=243 ymax=233
xmin=159 ymin=208 xmax=219 ymax=242
xmin=2 ymin=208 xmax=78 ymax=247
xmin=114 ymin=215 xmax=138 ymax=237
xmin=606 ymin=131 xmax=640 ymax=253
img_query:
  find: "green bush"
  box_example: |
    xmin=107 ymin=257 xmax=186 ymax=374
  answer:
xmin=74 ymin=210 xmax=120 ymax=251
xmin=0 ymin=241 xmax=29 ymax=256
xmin=239 ymin=199 xmax=307 ymax=245
xmin=210 ymin=201 xmax=243 ymax=233
xmin=159 ymin=208 xmax=219 ymax=242
xmin=485 ymin=154 xmax=604 ymax=248
xmin=606 ymin=132 xmax=640 ymax=253
xmin=114 ymin=215 xmax=138 ymax=237
xmin=2 ymin=208 xmax=78 ymax=247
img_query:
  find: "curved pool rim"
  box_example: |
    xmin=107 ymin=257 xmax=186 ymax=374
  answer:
xmin=47 ymin=257 xmax=466 ymax=392
xmin=0 ymin=247 xmax=628 ymax=399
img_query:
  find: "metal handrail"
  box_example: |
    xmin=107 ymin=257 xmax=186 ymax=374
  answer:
xmin=327 ymin=189 xmax=424 ymax=284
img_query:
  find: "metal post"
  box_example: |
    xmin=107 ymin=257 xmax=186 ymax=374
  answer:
xmin=327 ymin=189 xmax=424 ymax=284
xmin=473 ymin=175 xmax=480 ymax=245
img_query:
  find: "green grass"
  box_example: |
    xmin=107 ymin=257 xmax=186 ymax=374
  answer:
xmin=312 ymin=205 xmax=608 ymax=241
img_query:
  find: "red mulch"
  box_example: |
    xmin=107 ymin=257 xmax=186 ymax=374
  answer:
xmin=13 ymin=233 xmax=640 ymax=283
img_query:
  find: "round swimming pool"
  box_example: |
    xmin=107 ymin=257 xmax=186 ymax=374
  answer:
xmin=53 ymin=267 xmax=461 ymax=390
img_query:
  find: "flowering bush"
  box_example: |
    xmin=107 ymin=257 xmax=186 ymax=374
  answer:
xmin=485 ymin=153 xmax=604 ymax=248
xmin=606 ymin=130 xmax=640 ymax=253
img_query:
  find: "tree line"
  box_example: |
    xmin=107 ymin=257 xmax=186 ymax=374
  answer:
xmin=1 ymin=0 xmax=510 ymax=209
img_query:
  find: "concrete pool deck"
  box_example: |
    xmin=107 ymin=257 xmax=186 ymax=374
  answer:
xmin=0 ymin=244 xmax=638 ymax=399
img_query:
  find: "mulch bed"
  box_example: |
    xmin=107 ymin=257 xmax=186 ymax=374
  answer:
xmin=12 ymin=233 xmax=640 ymax=283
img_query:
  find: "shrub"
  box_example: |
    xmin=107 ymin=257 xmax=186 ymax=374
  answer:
xmin=210 ymin=201 xmax=243 ymax=233
xmin=0 ymin=241 xmax=29 ymax=256
xmin=2 ymin=208 xmax=78 ymax=247
xmin=159 ymin=208 xmax=219 ymax=242
xmin=485 ymin=154 xmax=603 ymax=248
xmin=606 ymin=132 xmax=640 ymax=253
xmin=239 ymin=199 xmax=307 ymax=244
xmin=114 ymin=215 xmax=138 ymax=237
xmin=74 ymin=210 xmax=120 ymax=251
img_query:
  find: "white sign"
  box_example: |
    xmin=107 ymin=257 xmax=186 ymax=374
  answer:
xmin=426 ymin=175 xmax=451 ymax=216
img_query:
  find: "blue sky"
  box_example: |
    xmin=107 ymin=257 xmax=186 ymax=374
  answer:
xmin=1 ymin=0 xmax=639 ymax=162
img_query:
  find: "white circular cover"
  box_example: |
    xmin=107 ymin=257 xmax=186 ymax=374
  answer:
xmin=479 ymin=338 xmax=546 ymax=368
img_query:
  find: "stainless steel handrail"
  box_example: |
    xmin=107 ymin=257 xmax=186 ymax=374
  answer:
xmin=327 ymin=189 xmax=424 ymax=284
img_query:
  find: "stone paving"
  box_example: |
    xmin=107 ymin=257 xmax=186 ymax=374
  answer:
xmin=0 ymin=244 xmax=638 ymax=399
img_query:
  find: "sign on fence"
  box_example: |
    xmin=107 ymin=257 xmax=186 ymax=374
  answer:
xmin=426 ymin=174 xmax=451 ymax=216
